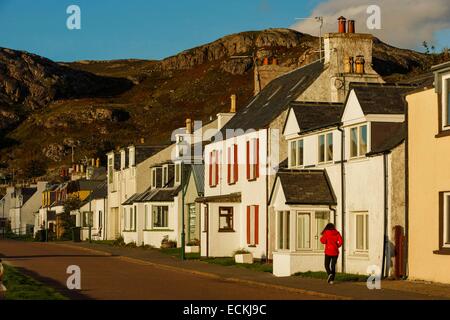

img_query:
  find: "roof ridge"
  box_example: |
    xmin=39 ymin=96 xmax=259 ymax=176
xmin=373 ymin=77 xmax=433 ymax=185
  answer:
xmin=350 ymin=82 xmax=418 ymax=88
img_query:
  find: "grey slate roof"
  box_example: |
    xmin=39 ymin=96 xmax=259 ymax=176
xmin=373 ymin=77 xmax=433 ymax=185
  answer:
xmin=350 ymin=83 xmax=417 ymax=115
xmin=191 ymin=164 xmax=205 ymax=195
xmin=20 ymin=187 xmax=37 ymax=205
xmin=272 ymin=169 xmax=336 ymax=206
xmin=289 ymin=101 xmax=344 ymax=134
xmin=135 ymin=145 xmax=167 ymax=165
xmin=367 ymin=123 xmax=405 ymax=156
xmin=219 ymin=60 xmax=324 ymax=135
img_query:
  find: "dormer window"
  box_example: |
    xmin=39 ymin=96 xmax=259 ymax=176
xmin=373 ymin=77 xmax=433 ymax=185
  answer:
xmin=350 ymin=124 xmax=368 ymax=158
xmin=151 ymin=167 xmax=162 ymax=188
xmin=175 ymin=163 xmax=181 ymax=184
xmin=289 ymin=139 xmax=303 ymax=168
xmin=162 ymin=165 xmax=169 ymax=186
xmin=318 ymin=133 xmax=333 ymax=164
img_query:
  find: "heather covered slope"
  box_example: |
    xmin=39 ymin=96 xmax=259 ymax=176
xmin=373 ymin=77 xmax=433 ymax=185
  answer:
xmin=0 ymin=28 xmax=444 ymax=180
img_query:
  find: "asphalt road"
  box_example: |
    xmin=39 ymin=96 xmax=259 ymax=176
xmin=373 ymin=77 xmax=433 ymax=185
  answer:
xmin=0 ymin=240 xmax=321 ymax=300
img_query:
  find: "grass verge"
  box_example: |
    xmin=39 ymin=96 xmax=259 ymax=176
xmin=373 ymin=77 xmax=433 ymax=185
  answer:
xmin=2 ymin=264 xmax=68 ymax=300
xmin=200 ymin=257 xmax=273 ymax=273
xmin=294 ymin=271 xmax=368 ymax=282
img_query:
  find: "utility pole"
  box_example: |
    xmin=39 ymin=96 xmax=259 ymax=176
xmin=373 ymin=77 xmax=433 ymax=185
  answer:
xmin=181 ymin=161 xmax=186 ymax=261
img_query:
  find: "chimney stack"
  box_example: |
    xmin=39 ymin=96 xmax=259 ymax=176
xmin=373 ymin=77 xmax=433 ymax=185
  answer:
xmin=91 ymin=158 xmax=95 ymax=167
xmin=96 ymin=158 xmax=100 ymax=168
xmin=186 ymin=118 xmax=192 ymax=134
xmin=272 ymin=57 xmax=278 ymax=65
xmin=140 ymin=138 xmax=145 ymax=144
xmin=230 ymin=94 xmax=237 ymax=113
xmin=355 ymin=55 xmax=365 ymax=74
xmin=347 ymin=20 xmax=355 ymax=33
xmin=262 ymin=57 xmax=269 ymax=65
xmin=338 ymin=16 xmax=347 ymax=33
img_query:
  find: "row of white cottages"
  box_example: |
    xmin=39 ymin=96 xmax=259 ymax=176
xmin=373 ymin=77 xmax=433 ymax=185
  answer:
xmin=88 ymin=30 xmax=416 ymax=277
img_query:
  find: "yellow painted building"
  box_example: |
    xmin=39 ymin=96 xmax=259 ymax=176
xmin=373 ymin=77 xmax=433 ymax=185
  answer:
xmin=407 ymin=61 xmax=450 ymax=284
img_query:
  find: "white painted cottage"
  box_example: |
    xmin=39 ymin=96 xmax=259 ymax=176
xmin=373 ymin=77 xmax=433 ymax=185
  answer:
xmin=272 ymin=84 xmax=413 ymax=276
xmin=199 ymin=21 xmax=386 ymax=261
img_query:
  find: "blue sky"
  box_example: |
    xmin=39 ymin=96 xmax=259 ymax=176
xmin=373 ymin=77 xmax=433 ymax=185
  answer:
xmin=0 ymin=0 xmax=448 ymax=62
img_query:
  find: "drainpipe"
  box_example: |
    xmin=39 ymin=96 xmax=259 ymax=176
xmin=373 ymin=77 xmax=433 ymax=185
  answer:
xmin=381 ymin=153 xmax=389 ymax=278
xmin=337 ymin=125 xmax=346 ymax=273
xmin=265 ymin=129 xmax=270 ymax=263
xmin=404 ymin=103 xmax=410 ymax=279
xmin=181 ymin=161 xmax=186 ymax=261
xmin=206 ymin=204 xmax=210 ymax=257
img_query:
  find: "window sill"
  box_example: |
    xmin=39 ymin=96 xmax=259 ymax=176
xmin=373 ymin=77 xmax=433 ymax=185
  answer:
xmin=433 ymin=249 xmax=450 ymax=255
xmin=247 ymin=178 xmax=258 ymax=182
xmin=122 ymin=230 xmax=137 ymax=233
xmin=435 ymin=130 xmax=450 ymax=138
xmin=349 ymin=252 xmax=369 ymax=259
xmin=144 ymin=229 xmax=174 ymax=232
xmin=218 ymin=229 xmax=235 ymax=233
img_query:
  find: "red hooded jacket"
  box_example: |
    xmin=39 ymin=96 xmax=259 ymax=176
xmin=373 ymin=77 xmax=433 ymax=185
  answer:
xmin=320 ymin=229 xmax=343 ymax=256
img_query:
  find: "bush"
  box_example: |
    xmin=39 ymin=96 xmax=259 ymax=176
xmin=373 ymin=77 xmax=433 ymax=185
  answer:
xmin=161 ymin=236 xmax=177 ymax=249
xmin=125 ymin=241 xmax=137 ymax=248
xmin=186 ymin=239 xmax=200 ymax=246
xmin=233 ymin=248 xmax=251 ymax=256
xmin=112 ymin=236 xmax=125 ymax=247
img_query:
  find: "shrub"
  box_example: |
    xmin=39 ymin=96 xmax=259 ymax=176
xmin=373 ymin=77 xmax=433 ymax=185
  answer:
xmin=186 ymin=239 xmax=200 ymax=246
xmin=233 ymin=248 xmax=251 ymax=256
xmin=113 ymin=236 xmax=125 ymax=247
xmin=161 ymin=235 xmax=177 ymax=249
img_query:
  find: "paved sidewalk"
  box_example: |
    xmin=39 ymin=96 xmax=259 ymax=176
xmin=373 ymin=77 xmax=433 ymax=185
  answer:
xmin=56 ymin=241 xmax=450 ymax=300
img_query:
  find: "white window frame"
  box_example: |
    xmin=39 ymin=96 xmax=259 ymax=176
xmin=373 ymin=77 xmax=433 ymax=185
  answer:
xmin=248 ymin=138 xmax=258 ymax=180
xmin=228 ymin=144 xmax=238 ymax=184
xmin=277 ymin=211 xmax=290 ymax=251
xmin=175 ymin=163 xmax=181 ymax=185
xmin=152 ymin=205 xmax=169 ymax=229
xmin=349 ymin=124 xmax=368 ymax=159
xmin=162 ymin=165 xmax=169 ymax=186
xmin=289 ymin=139 xmax=304 ymax=168
xmin=442 ymin=75 xmax=450 ymax=130
xmin=353 ymin=211 xmax=369 ymax=253
xmin=444 ymin=192 xmax=450 ymax=248
xmin=296 ymin=211 xmax=331 ymax=252
xmin=318 ymin=133 xmax=333 ymax=164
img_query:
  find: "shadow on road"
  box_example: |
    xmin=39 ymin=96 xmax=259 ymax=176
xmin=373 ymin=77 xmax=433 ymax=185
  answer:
xmin=0 ymin=254 xmax=118 ymax=260
xmin=9 ymin=265 xmax=92 ymax=300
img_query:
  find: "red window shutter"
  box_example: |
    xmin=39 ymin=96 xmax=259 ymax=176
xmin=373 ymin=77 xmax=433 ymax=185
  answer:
xmin=255 ymin=205 xmax=259 ymax=245
xmin=209 ymin=152 xmax=213 ymax=187
xmin=215 ymin=151 xmax=219 ymax=186
xmin=256 ymin=138 xmax=260 ymax=178
xmin=234 ymin=144 xmax=238 ymax=182
xmin=246 ymin=206 xmax=251 ymax=245
xmin=246 ymin=141 xmax=250 ymax=180
xmin=227 ymin=147 xmax=231 ymax=184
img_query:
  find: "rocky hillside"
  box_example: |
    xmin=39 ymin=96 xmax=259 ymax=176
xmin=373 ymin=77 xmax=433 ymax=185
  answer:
xmin=0 ymin=28 xmax=444 ymax=181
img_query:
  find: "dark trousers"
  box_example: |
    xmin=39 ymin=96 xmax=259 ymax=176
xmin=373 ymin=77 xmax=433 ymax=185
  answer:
xmin=325 ymin=255 xmax=338 ymax=281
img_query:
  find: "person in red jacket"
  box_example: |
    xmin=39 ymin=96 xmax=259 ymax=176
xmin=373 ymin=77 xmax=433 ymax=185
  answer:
xmin=320 ymin=223 xmax=343 ymax=284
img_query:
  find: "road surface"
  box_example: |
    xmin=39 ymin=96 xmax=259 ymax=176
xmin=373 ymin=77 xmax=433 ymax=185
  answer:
xmin=0 ymin=240 xmax=322 ymax=300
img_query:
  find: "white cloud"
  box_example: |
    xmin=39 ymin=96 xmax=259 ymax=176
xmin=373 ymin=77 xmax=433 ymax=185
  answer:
xmin=291 ymin=0 xmax=450 ymax=49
